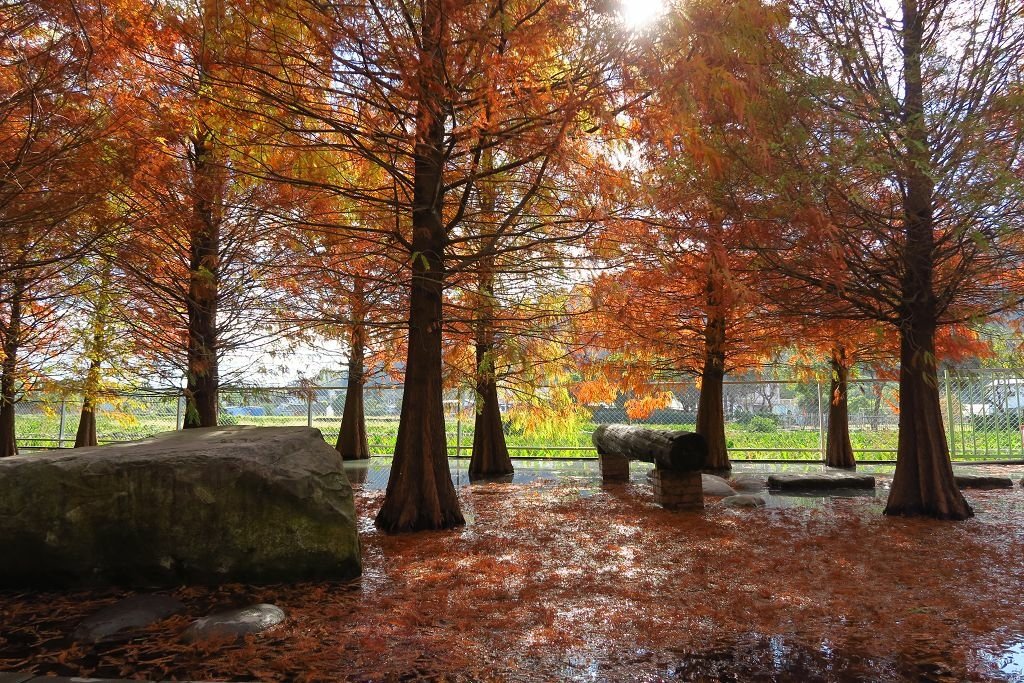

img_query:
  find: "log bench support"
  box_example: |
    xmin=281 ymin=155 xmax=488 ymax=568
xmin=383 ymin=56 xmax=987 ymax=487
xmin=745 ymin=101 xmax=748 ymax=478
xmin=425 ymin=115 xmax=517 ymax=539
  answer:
xmin=593 ymin=424 xmax=708 ymax=511
xmin=599 ymin=453 xmax=630 ymax=482
xmin=651 ymin=469 xmax=704 ymax=510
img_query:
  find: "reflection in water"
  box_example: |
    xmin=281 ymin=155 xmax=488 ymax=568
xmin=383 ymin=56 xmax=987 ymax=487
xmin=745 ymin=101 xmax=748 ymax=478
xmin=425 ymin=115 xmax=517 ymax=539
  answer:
xmin=344 ymin=461 xmax=369 ymax=485
xmin=348 ymin=457 xmax=888 ymax=508
xmin=984 ymin=636 xmax=1024 ymax=679
xmin=666 ymin=633 xmax=898 ymax=681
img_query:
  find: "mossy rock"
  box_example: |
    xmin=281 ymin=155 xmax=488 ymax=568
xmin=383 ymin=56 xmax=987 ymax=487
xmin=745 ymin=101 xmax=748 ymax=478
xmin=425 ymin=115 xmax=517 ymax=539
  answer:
xmin=0 ymin=426 xmax=361 ymax=587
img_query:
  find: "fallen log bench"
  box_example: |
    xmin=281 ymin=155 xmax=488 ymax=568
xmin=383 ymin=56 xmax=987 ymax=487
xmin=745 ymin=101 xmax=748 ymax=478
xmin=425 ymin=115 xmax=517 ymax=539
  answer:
xmin=592 ymin=424 xmax=708 ymax=510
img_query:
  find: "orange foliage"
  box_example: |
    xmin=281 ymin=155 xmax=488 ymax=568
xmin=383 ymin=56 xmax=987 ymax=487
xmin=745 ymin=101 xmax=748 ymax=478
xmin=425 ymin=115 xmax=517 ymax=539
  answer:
xmin=3 ymin=475 xmax=1024 ymax=680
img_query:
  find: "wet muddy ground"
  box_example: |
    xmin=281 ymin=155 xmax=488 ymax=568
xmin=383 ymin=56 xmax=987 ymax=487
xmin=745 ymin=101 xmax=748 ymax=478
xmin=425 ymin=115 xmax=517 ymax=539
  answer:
xmin=2 ymin=459 xmax=1023 ymax=681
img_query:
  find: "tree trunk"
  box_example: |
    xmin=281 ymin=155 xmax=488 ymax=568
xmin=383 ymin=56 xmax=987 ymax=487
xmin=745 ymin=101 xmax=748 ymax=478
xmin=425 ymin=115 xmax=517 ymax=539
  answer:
xmin=75 ymin=395 xmax=98 ymax=448
xmin=469 ymin=341 xmax=514 ymax=480
xmin=697 ymin=224 xmax=731 ymax=472
xmin=0 ymin=279 xmax=24 ymax=458
xmin=336 ymin=320 xmax=369 ymax=460
xmin=76 ymin=260 xmax=111 ymax=449
xmin=468 ymin=268 xmax=513 ymax=480
xmin=884 ymin=0 xmax=972 ymax=520
xmin=74 ymin=357 xmax=101 ymax=448
xmin=375 ymin=0 xmax=464 ymax=532
xmin=886 ymin=320 xmax=971 ymax=518
xmin=825 ymin=348 xmax=856 ymax=469
xmin=696 ymin=356 xmax=728 ymax=472
xmin=184 ymin=129 xmax=220 ymax=429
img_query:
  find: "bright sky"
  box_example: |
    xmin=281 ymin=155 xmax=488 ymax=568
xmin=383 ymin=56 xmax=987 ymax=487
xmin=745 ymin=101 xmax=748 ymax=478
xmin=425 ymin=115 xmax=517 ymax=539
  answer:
xmin=619 ymin=0 xmax=667 ymax=30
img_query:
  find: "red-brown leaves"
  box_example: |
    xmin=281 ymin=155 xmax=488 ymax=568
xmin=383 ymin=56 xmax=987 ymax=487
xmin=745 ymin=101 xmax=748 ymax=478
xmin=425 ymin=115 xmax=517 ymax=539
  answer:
xmin=3 ymin=475 xmax=1024 ymax=680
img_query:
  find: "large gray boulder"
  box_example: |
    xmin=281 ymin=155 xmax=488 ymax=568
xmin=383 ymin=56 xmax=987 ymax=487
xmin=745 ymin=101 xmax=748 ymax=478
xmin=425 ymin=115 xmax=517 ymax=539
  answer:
xmin=0 ymin=426 xmax=361 ymax=587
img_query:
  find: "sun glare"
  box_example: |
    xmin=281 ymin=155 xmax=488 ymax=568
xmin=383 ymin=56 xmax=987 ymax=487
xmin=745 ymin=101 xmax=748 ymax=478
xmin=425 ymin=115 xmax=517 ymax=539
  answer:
xmin=619 ymin=0 xmax=667 ymax=30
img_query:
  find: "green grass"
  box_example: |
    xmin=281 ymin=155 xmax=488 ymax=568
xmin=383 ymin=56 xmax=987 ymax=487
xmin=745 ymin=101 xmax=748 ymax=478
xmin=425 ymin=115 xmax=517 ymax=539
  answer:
xmin=14 ymin=409 xmax=1024 ymax=462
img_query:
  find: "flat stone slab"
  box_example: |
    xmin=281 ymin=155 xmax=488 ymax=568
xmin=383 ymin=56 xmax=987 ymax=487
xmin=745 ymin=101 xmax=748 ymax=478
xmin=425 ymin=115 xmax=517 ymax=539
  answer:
xmin=721 ymin=494 xmax=767 ymax=508
xmin=767 ymin=473 xmax=876 ymax=491
xmin=74 ymin=594 xmax=185 ymax=643
xmin=0 ymin=426 xmax=361 ymax=587
xmin=0 ymin=674 xmax=36 ymax=683
xmin=954 ymin=474 xmax=1014 ymax=489
xmin=181 ymin=604 xmax=286 ymax=643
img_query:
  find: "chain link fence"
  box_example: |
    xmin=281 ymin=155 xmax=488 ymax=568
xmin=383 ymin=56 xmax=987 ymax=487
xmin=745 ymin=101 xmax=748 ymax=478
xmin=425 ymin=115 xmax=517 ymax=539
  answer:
xmin=12 ymin=368 xmax=1024 ymax=462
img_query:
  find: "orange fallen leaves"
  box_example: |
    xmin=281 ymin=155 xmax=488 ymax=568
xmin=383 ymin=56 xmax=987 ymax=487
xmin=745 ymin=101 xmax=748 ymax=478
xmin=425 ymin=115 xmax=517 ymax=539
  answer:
xmin=2 ymin=477 xmax=1024 ymax=680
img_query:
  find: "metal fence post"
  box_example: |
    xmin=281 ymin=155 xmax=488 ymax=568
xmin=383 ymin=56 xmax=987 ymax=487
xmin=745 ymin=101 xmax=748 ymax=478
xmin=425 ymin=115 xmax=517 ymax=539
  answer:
xmin=58 ymin=400 xmax=67 ymax=448
xmin=816 ymin=380 xmax=825 ymax=462
xmin=944 ymin=368 xmax=956 ymax=458
xmin=306 ymin=390 xmax=313 ymax=427
xmin=176 ymin=394 xmax=184 ymax=430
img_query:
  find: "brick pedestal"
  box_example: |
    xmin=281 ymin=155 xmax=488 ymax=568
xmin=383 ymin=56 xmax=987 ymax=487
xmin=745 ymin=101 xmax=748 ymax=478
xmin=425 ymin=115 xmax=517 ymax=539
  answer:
xmin=651 ymin=469 xmax=703 ymax=510
xmin=599 ymin=453 xmax=630 ymax=482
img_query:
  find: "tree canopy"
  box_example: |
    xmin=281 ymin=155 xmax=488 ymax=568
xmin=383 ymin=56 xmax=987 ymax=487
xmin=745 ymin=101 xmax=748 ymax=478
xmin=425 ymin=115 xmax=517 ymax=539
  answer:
xmin=3 ymin=0 xmax=1024 ymax=523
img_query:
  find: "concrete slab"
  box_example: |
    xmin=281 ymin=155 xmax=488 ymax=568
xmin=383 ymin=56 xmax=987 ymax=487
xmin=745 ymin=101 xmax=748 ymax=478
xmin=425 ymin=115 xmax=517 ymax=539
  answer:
xmin=954 ymin=474 xmax=1014 ymax=489
xmin=767 ymin=472 xmax=876 ymax=491
xmin=0 ymin=673 xmax=35 ymax=683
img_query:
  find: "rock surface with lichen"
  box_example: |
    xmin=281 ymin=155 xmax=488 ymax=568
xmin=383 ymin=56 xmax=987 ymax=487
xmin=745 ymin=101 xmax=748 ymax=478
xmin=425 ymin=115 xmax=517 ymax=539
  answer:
xmin=0 ymin=426 xmax=361 ymax=587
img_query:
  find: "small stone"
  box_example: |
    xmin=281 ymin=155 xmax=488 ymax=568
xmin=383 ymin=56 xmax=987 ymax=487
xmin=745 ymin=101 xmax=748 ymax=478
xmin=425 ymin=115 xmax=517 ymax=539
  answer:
xmin=767 ymin=473 xmax=875 ymax=491
xmin=721 ymin=494 xmax=767 ymax=509
xmin=702 ymin=474 xmax=737 ymax=497
xmin=73 ymin=594 xmax=184 ymax=644
xmin=954 ymin=474 xmax=1014 ymax=489
xmin=729 ymin=474 xmax=767 ymax=492
xmin=181 ymin=603 xmax=286 ymax=643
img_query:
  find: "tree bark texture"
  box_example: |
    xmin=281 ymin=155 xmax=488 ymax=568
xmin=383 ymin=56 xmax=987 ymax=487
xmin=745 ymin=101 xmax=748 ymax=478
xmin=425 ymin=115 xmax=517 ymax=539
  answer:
xmin=75 ymin=261 xmax=110 ymax=449
xmin=0 ymin=278 xmax=24 ymax=458
xmin=336 ymin=319 xmax=369 ymax=460
xmin=884 ymin=0 xmax=972 ymax=520
xmin=469 ymin=344 xmax=514 ymax=479
xmin=469 ymin=269 xmax=513 ymax=479
xmin=75 ymin=354 xmax=102 ymax=448
xmin=74 ymin=395 xmax=98 ymax=448
xmin=696 ymin=311 xmax=729 ymax=472
xmin=375 ymin=0 xmax=464 ymax=532
xmin=184 ymin=129 xmax=221 ymax=429
xmin=825 ymin=349 xmax=856 ymax=469
xmin=592 ymin=424 xmax=707 ymax=471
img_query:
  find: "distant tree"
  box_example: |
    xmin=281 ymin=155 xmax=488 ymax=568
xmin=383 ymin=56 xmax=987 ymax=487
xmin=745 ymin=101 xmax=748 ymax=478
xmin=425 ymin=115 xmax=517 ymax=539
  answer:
xmin=0 ymin=0 xmax=128 ymax=456
xmin=230 ymin=0 xmax=623 ymax=530
xmin=112 ymin=0 xmax=301 ymax=428
xmin=760 ymin=0 xmax=1024 ymax=518
xmin=583 ymin=0 xmax=793 ymax=472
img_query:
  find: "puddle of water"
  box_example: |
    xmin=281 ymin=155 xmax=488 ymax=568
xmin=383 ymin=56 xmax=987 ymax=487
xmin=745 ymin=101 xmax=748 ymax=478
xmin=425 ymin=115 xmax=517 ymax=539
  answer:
xmin=345 ymin=458 xmax=895 ymax=512
xmin=980 ymin=635 xmax=1024 ymax=680
xmin=763 ymin=488 xmax=884 ymax=509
